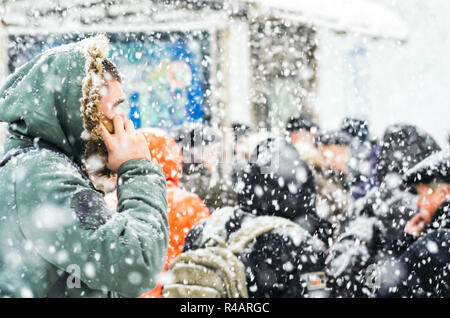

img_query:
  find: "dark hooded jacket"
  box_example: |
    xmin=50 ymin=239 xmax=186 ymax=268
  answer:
xmin=376 ymin=124 xmax=441 ymax=184
xmin=327 ymin=125 xmax=442 ymax=284
xmin=170 ymin=138 xmax=333 ymax=298
xmin=0 ymin=35 xmax=169 ymax=298
xmin=237 ymin=138 xmax=334 ymax=244
xmin=375 ymin=209 xmax=450 ymax=298
xmin=328 ymin=149 xmax=450 ymax=297
xmin=173 ymin=123 xmax=237 ymax=211
xmin=183 ymin=207 xmax=329 ymax=298
xmin=375 ymin=150 xmax=450 ymax=297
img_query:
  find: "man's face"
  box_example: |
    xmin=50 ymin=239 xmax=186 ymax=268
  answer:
xmin=416 ymin=183 xmax=450 ymax=221
xmin=318 ymin=145 xmax=351 ymax=172
xmin=405 ymin=183 xmax=450 ymax=236
xmin=291 ymin=130 xmax=315 ymax=145
xmin=100 ymin=80 xmax=126 ymax=121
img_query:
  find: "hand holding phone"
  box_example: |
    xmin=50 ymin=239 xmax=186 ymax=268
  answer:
xmin=100 ymin=114 xmax=114 ymax=134
xmin=100 ymin=116 xmax=151 ymax=173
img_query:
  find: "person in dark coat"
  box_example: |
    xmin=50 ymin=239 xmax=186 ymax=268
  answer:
xmin=340 ymin=117 xmax=378 ymax=199
xmin=285 ymin=116 xmax=325 ymax=180
xmin=171 ymin=123 xmax=237 ymax=210
xmin=176 ymin=138 xmax=334 ymax=298
xmin=375 ymin=149 xmax=450 ymax=297
xmin=377 ymin=124 xmax=441 ymax=184
xmin=376 ymin=228 xmax=450 ymax=298
xmin=286 ymin=115 xmax=320 ymax=146
xmin=347 ymin=124 xmax=441 ymax=237
xmin=237 ymin=138 xmax=334 ymax=244
xmin=328 ymin=149 xmax=450 ymax=297
xmin=340 ymin=117 xmax=369 ymax=143
xmin=183 ymin=206 xmax=329 ymax=298
xmin=312 ymin=130 xmax=354 ymax=241
xmin=348 ymin=124 xmax=442 ymax=240
xmin=326 ymin=127 xmax=443 ymax=297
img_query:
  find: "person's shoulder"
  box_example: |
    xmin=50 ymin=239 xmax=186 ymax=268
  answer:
xmin=12 ymin=148 xmax=85 ymax=182
xmin=19 ymin=148 xmax=75 ymax=167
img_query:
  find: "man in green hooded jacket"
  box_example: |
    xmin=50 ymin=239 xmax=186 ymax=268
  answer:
xmin=0 ymin=34 xmax=169 ymax=298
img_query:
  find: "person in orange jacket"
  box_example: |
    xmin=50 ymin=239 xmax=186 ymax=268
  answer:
xmin=136 ymin=128 xmax=211 ymax=298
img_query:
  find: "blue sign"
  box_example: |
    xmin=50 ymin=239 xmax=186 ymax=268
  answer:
xmin=8 ymin=32 xmax=211 ymax=129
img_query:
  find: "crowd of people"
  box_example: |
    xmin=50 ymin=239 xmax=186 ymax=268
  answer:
xmin=0 ymin=35 xmax=449 ymax=298
xmin=158 ymin=115 xmax=450 ymax=298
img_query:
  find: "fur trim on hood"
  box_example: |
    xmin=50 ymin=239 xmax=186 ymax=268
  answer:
xmin=0 ymin=33 xmax=119 ymax=189
xmin=80 ymin=34 xmax=115 ymax=179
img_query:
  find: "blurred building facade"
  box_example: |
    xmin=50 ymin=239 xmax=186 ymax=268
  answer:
xmin=0 ymin=0 xmax=318 ymax=132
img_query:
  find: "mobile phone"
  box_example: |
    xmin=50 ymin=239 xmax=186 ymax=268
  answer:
xmin=100 ymin=115 xmax=114 ymax=134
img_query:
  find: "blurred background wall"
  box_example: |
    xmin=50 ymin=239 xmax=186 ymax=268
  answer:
xmin=0 ymin=0 xmax=449 ymax=152
xmin=315 ymin=0 xmax=450 ymax=146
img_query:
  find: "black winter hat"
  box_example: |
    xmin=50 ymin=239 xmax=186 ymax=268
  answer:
xmin=313 ymin=130 xmax=352 ymax=147
xmin=403 ymin=150 xmax=450 ymax=186
xmin=377 ymin=124 xmax=441 ymax=184
xmin=237 ymin=138 xmax=317 ymax=220
xmin=286 ymin=115 xmax=319 ymax=133
xmin=340 ymin=117 xmax=369 ymax=141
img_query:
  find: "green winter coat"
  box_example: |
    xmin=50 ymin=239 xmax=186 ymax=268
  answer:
xmin=0 ymin=35 xmax=169 ymax=298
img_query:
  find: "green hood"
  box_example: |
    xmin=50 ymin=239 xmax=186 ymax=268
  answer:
xmin=0 ymin=35 xmax=112 ymax=174
xmin=0 ymin=35 xmax=170 ymax=298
